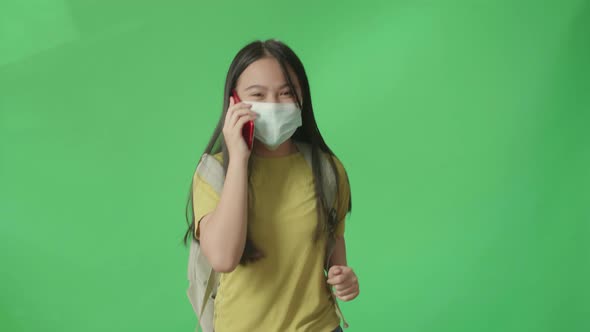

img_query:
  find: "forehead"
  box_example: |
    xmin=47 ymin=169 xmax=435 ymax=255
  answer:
xmin=236 ymin=57 xmax=300 ymax=89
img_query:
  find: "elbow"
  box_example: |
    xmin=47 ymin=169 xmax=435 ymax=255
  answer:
xmin=210 ymin=256 xmax=239 ymax=273
xmin=212 ymin=263 xmax=238 ymax=273
xmin=198 ymin=222 xmax=244 ymax=273
xmin=204 ymin=248 xmax=240 ymax=273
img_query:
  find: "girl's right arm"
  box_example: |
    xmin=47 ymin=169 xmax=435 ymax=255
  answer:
xmin=198 ymin=96 xmax=258 ymax=273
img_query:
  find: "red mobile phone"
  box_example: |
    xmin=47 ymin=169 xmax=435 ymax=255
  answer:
xmin=232 ymin=89 xmax=254 ymax=150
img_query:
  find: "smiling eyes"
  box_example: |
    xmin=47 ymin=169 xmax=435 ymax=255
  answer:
xmin=251 ymin=91 xmax=292 ymax=97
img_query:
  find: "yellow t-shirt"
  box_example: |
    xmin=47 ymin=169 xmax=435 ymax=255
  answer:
xmin=192 ymin=148 xmax=350 ymax=332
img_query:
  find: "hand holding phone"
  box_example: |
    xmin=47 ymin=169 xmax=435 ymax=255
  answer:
xmin=232 ymin=89 xmax=255 ymax=150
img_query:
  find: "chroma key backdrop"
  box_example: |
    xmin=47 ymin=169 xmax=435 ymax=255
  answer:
xmin=0 ymin=1 xmax=588 ymax=331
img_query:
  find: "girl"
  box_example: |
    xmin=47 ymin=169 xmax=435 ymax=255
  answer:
xmin=184 ymin=39 xmax=359 ymax=332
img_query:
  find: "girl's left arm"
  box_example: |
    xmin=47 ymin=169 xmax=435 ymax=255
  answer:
xmin=329 ymin=235 xmax=347 ymax=267
xmin=327 ymin=235 xmax=360 ymax=302
xmin=326 ymin=155 xmax=358 ymax=301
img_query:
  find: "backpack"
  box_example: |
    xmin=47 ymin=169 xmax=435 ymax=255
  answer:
xmin=186 ymin=140 xmax=350 ymax=332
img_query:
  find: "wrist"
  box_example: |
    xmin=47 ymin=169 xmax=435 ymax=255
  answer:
xmin=228 ymin=155 xmax=249 ymax=170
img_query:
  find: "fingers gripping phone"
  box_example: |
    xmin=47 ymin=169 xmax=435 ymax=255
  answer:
xmin=232 ymin=89 xmax=254 ymax=150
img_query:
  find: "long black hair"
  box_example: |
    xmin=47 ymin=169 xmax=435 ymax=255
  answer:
xmin=183 ymin=38 xmax=352 ymax=265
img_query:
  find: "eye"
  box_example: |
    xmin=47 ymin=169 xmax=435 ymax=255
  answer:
xmin=251 ymin=93 xmax=263 ymax=96
xmin=281 ymin=91 xmax=292 ymax=95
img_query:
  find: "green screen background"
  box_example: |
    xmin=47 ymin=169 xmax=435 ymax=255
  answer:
xmin=1 ymin=1 xmax=588 ymax=331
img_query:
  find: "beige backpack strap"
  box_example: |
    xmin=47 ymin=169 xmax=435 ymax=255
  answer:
xmin=200 ymin=269 xmax=216 ymax=317
xmin=187 ymin=153 xmax=225 ymax=332
xmin=196 ymin=153 xmax=225 ymax=311
xmin=196 ymin=154 xmax=225 ymax=193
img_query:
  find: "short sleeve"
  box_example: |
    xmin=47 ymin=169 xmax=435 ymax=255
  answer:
xmin=331 ymin=155 xmax=350 ymax=237
xmin=192 ymin=155 xmax=222 ymax=240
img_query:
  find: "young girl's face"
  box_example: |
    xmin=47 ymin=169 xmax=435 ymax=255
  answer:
xmin=235 ymin=57 xmax=303 ymax=104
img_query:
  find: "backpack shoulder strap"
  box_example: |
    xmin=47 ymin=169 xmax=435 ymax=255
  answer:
xmin=188 ymin=153 xmax=224 ymax=326
xmin=196 ymin=153 xmax=225 ymax=192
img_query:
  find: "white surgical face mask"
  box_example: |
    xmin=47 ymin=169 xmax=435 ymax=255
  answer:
xmin=243 ymin=100 xmax=302 ymax=150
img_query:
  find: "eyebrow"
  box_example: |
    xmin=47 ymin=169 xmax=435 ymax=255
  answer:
xmin=245 ymin=83 xmax=291 ymax=90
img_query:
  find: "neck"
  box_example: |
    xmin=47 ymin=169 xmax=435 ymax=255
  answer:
xmin=252 ymin=139 xmax=298 ymax=157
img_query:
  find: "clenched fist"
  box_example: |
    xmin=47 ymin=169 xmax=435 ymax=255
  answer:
xmin=326 ymin=265 xmax=360 ymax=302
